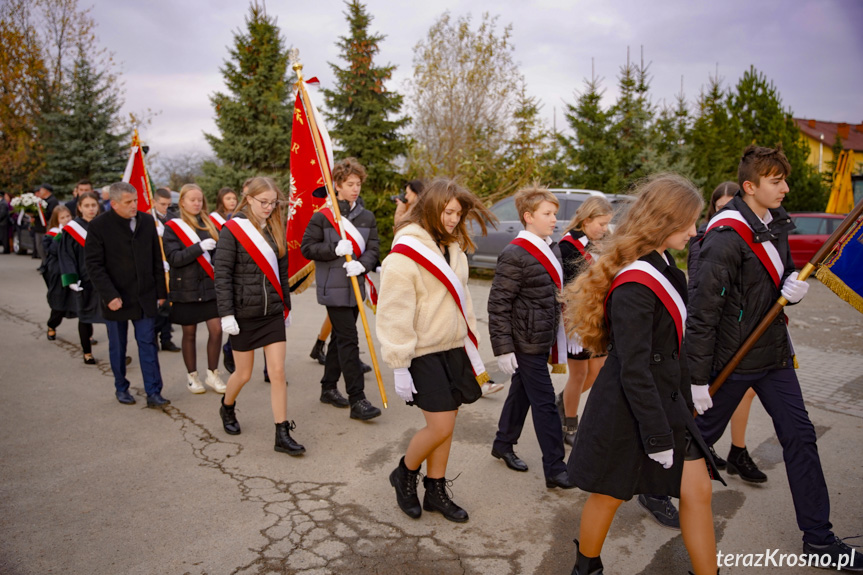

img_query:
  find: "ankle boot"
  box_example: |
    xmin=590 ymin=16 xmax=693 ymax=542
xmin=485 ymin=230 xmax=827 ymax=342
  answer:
xmin=310 ymin=338 xmax=326 ymax=365
xmin=274 ymin=421 xmax=305 ymax=455
xmin=571 ymin=538 xmax=604 ymax=575
xmin=220 ymin=397 xmax=241 ymax=435
xmin=726 ymin=445 xmax=767 ymax=483
xmin=389 ymin=456 xmax=421 ymax=518
xmin=563 ymin=416 xmax=579 ymax=446
xmin=422 ymin=476 xmax=468 ymax=523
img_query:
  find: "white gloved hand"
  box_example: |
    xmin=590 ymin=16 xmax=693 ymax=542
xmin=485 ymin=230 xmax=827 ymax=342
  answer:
xmin=343 ymin=260 xmax=365 ymax=277
xmin=284 ymin=313 xmax=292 ymax=328
xmin=567 ymin=338 xmax=583 ymax=356
xmin=335 ymin=239 xmax=353 ymax=257
xmin=163 ymin=261 xmax=170 ymax=273
xmin=497 ymin=352 xmax=519 ymax=375
xmin=691 ymin=384 xmax=713 ymax=415
xmin=69 ymin=281 xmax=83 ymax=292
xmin=221 ymin=315 xmax=240 ymax=335
xmin=648 ymin=448 xmax=674 ymax=469
xmin=781 ymin=271 xmax=809 ymax=304
xmin=200 ymin=238 xmax=217 ymax=251
xmin=394 ymin=367 xmax=417 ymax=402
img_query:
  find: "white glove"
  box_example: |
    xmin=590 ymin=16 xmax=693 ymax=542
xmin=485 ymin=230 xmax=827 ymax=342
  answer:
xmin=200 ymin=238 xmax=217 ymax=251
xmin=69 ymin=281 xmax=83 ymax=292
xmin=163 ymin=261 xmax=170 ymax=273
xmin=335 ymin=239 xmax=353 ymax=257
xmin=343 ymin=260 xmax=365 ymax=277
xmin=497 ymin=352 xmax=519 ymax=375
xmin=394 ymin=367 xmax=417 ymax=402
xmin=221 ymin=315 xmax=240 ymax=335
xmin=567 ymin=336 xmax=583 ymax=356
xmin=691 ymin=384 xmax=713 ymax=415
xmin=781 ymin=271 xmax=809 ymax=304
xmin=648 ymin=448 xmax=674 ymax=469
xmin=284 ymin=313 xmax=292 ymax=328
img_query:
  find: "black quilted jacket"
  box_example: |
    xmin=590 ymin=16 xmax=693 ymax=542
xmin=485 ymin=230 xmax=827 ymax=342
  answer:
xmin=163 ymin=216 xmax=218 ymax=304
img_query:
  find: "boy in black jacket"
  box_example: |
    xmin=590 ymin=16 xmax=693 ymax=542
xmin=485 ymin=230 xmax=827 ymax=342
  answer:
xmin=488 ymin=186 xmax=575 ymax=489
xmin=687 ymin=145 xmax=862 ymax=571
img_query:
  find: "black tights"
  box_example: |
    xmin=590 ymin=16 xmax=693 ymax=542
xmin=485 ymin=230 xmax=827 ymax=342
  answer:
xmin=48 ymin=312 xmax=92 ymax=355
xmin=181 ymin=318 xmax=222 ymax=373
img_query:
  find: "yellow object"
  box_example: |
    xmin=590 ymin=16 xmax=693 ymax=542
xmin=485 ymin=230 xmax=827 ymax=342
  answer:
xmin=826 ymin=150 xmax=855 ymax=214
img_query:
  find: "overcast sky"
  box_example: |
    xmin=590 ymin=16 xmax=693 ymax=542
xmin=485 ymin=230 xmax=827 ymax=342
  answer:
xmin=89 ymin=0 xmax=863 ymax=162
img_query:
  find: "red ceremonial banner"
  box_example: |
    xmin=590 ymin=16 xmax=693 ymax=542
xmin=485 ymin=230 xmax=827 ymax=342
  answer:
xmin=123 ymin=131 xmax=152 ymax=213
xmin=287 ymin=86 xmax=333 ymax=293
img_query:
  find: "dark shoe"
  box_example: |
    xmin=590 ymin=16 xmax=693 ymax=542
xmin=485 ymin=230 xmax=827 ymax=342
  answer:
xmin=116 ymin=390 xmax=136 ymax=405
xmin=83 ymin=354 xmax=96 ymax=365
xmin=125 ymin=356 xmax=132 ymax=366
xmin=709 ymin=445 xmax=727 ymax=469
xmin=220 ymin=397 xmax=241 ymax=435
xmin=563 ymin=416 xmax=578 ymax=447
xmin=222 ymin=345 xmax=235 ymax=373
xmin=546 ymin=470 xmax=578 ymax=489
xmin=274 ymin=421 xmax=305 ymax=455
xmin=637 ymin=494 xmax=680 ymax=530
xmin=161 ymin=341 xmax=181 ymax=352
xmin=320 ymin=388 xmax=350 ymax=408
xmin=803 ymin=536 xmax=863 ymax=572
xmin=47 ymin=328 xmax=56 ymax=341
xmin=310 ymin=338 xmax=326 ymax=365
xmin=350 ymin=399 xmax=381 ymax=420
xmin=422 ymin=476 xmax=468 ymax=523
xmin=146 ymin=393 xmax=170 ymax=408
xmin=263 ymin=369 xmax=270 ymax=383
xmin=389 ymin=456 xmax=422 ymax=519
xmin=726 ymin=446 xmax=767 ymax=483
xmin=571 ymin=539 xmax=604 ymax=575
xmin=90 ymin=337 xmax=98 ymax=345
xmin=361 ymin=361 xmax=372 ymax=374
xmin=491 ymin=448 xmax=528 ymax=472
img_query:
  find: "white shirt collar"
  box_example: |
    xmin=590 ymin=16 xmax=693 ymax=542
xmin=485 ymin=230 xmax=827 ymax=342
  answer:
xmin=759 ymin=210 xmax=773 ymax=226
xmin=522 ymin=229 xmax=552 ymax=245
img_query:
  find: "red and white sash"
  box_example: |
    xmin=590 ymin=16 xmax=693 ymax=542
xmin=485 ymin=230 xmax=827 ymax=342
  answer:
xmin=606 ymin=259 xmax=687 ymax=351
xmin=165 ymin=218 xmax=215 ymax=280
xmin=224 ymin=218 xmax=289 ymax=320
xmin=389 ymin=236 xmax=489 ymax=385
xmin=319 ymin=206 xmax=378 ymax=309
xmin=560 ymin=233 xmax=593 ymax=263
xmin=706 ymin=210 xmax=784 ymax=288
xmin=510 ymin=231 xmax=567 ymax=373
xmin=46 ymin=227 xmax=61 ymax=238
xmin=36 ymin=201 xmax=46 ymax=226
xmin=210 ymin=211 xmax=226 ymax=231
xmin=64 ymin=220 xmax=87 ymax=247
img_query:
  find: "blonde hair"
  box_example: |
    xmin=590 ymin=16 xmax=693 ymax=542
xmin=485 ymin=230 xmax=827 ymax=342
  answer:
xmin=562 ymin=174 xmax=703 ymax=353
xmin=178 ymin=184 xmax=220 ymax=241
xmin=514 ymin=184 xmax=559 ymax=226
xmin=564 ymin=196 xmax=613 ymax=234
xmin=48 ymin=205 xmax=72 ymax=229
xmin=234 ymin=176 xmax=287 ymax=257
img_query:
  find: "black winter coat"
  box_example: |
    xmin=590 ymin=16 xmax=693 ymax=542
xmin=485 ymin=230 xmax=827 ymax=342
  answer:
xmin=568 ymin=251 xmax=723 ymax=500
xmin=59 ymin=218 xmax=103 ymax=323
xmin=686 ymin=195 xmax=797 ymax=385
xmin=163 ymin=217 xmax=217 ymax=304
xmin=214 ymin=213 xmax=289 ymax=320
xmin=686 ymin=222 xmax=709 ymax=296
xmin=560 ymin=229 xmax=591 ymax=286
xmin=300 ymin=199 xmax=379 ymax=308
xmin=488 ymin=235 xmax=562 ymax=356
xmin=85 ymin=210 xmax=167 ymax=321
xmin=41 ymin=230 xmax=75 ymax=315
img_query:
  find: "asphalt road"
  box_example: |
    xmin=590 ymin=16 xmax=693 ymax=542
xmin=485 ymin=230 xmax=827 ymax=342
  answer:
xmin=1 ymin=254 xmax=861 ymax=575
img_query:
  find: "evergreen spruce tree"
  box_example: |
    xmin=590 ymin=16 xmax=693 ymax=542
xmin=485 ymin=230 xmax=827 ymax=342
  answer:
xmin=689 ymin=74 xmax=739 ymax=196
xmin=823 ymin=134 xmax=845 ymax=187
xmin=643 ymin=88 xmax=699 ymax=184
xmin=41 ymin=42 xmax=127 ymax=195
xmin=322 ymin=0 xmax=408 ymax=196
xmin=201 ymin=1 xmax=294 ymax=195
xmin=608 ymin=49 xmax=654 ymax=190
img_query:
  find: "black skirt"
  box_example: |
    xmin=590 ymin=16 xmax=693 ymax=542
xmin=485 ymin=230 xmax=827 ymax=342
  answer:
xmin=170 ymin=300 xmax=218 ymax=326
xmin=230 ymin=314 xmax=285 ymax=352
xmin=407 ymin=347 xmax=482 ymax=412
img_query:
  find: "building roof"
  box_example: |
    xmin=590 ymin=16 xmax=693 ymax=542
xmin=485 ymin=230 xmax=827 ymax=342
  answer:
xmin=795 ymin=118 xmax=863 ymax=151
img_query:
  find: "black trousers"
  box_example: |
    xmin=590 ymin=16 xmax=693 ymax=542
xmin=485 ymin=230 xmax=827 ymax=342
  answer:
xmin=493 ymin=352 xmax=566 ymax=479
xmin=154 ymin=313 xmax=172 ymax=345
xmin=321 ymin=305 xmax=365 ymax=404
xmin=695 ymin=368 xmax=833 ymax=545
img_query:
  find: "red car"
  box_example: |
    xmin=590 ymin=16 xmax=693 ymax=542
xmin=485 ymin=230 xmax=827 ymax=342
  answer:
xmin=788 ymin=212 xmax=845 ymax=269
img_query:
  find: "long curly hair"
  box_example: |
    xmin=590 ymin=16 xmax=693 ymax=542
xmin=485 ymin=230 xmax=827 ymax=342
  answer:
xmin=562 ymin=174 xmax=703 ymax=353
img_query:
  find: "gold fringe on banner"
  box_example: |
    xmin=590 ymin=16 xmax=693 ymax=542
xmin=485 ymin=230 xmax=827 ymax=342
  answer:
xmin=288 ymin=261 xmax=316 ymax=295
xmin=550 ymin=362 xmax=567 ymax=374
xmin=815 ymin=267 xmax=863 ymax=314
xmin=475 ymin=371 xmax=490 ymax=386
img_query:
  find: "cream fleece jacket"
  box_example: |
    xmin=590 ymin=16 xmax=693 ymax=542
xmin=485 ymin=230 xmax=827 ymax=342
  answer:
xmin=376 ymin=223 xmax=480 ymax=369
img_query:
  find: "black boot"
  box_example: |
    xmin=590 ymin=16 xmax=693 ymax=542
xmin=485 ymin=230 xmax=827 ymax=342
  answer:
xmin=389 ymin=456 xmax=421 ymax=518
xmin=571 ymin=539 xmax=604 ymax=575
xmin=726 ymin=445 xmax=767 ymax=483
xmin=563 ymin=416 xmax=578 ymax=447
xmin=310 ymin=338 xmax=326 ymax=365
xmin=708 ymin=445 xmax=727 ymax=469
xmin=422 ymin=476 xmax=468 ymax=523
xmin=274 ymin=421 xmax=305 ymax=455
xmin=220 ymin=397 xmax=241 ymax=435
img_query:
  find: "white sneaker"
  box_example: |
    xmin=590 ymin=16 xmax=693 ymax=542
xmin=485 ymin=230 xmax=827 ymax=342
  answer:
xmin=205 ymin=369 xmax=227 ymax=394
xmin=481 ymin=382 xmax=504 ymax=396
xmin=187 ymin=371 xmax=206 ymax=394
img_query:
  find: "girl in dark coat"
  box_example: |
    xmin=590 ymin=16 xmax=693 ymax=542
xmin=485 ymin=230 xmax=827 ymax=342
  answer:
xmin=58 ymin=193 xmax=103 ymax=364
xmin=163 ymin=184 xmax=225 ymax=395
xmin=42 ymin=206 xmax=75 ymax=341
xmin=557 ymin=196 xmax=613 ymax=446
xmin=214 ymin=176 xmax=304 ymax=455
xmin=562 ymin=174 xmax=722 ymax=575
